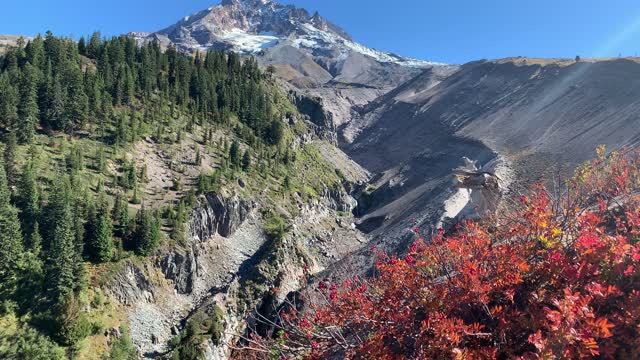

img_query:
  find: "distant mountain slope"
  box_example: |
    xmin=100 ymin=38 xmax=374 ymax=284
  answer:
xmin=0 ymin=35 xmax=31 ymax=54
xmin=131 ymin=0 xmax=450 ymax=126
xmin=344 ymin=57 xmax=640 ymax=238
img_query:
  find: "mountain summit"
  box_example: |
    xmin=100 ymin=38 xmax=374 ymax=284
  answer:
xmin=132 ymin=0 xmax=437 ymax=67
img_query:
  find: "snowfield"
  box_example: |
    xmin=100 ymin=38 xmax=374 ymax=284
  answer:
xmin=218 ymin=29 xmax=284 ymax=53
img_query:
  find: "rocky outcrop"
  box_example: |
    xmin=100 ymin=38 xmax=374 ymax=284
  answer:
xmin=439 ymin=157 xmax=511 ymax=229
xmin=322 ymin=184 xmax=357 ymax=213
xmin=157 ymin=194 xmax=254 ymax=295
xmin=289 ymin=91 xmax=336 ymax=142
xmin=107 ymin=262 xmax=155 ymax=306
xmin=105 ymin=192 xmax=263 ymax=356
xmin=157 ymin=250 xmax=196 ymax=295
xmin=189 ymin=193 xmax=255 ymax=241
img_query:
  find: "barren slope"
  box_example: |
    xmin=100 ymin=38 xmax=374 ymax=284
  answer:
xmin=345 ymin=58 xmax=640 ymax=241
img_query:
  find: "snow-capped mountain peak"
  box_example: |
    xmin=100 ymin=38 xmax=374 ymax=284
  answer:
xmin=131 ymin=0 xmax=444 ymax=68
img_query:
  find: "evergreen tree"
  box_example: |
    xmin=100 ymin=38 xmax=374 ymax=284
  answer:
xmin=18 ymin=161 xmax=39 ymax=234
xmin=47 ymin=202 xmax=77 ymax=303
xmin=266 ymin=120 xmax=284 ymax=145
xmin=0 ymin=74 xmax=19 ymax=129
xmin=112 ymin=193 xmax=129 ymax=239
xmin=17 ymin=64 xmax=39 ymax=144
xmin=77 ymin=36 xmax=86 ymax=56
xmin=96 ymin=146 xmax=107 ymax=173
xmin=241 ymin=150 xmax=251 ymax=171
xmin=170 ymin=200 xmax=187 ymax=243
xmin=89 ymin=199 xmax=113 ymax=263
xmin=46 ymin=75 xmax=65 ymax=131
xmin=283 ymin=174 xmax=291 ymax=191
xmin=41 ymin=174 xmax=71 ymax=251
xmin=3 ymin=131 xmax=17 ymax=187
xmin=229 ymin=140 xmax=241 ymax=168
xmin=132 ymin=207 xmax=160 ymax=256
xmin=195 ymin=147 xmax=201 ymax=166
xmin=87 ymin=32 xmax=101 ymax=59
xmin=0 ymin=162 xmax=24 ymax=304
xmin=63 ymin=69 xmax=88 ymax=134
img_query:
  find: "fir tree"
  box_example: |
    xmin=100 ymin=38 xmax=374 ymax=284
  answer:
xmin=283 ymin=174 xmax=291 ymax=191
xmin=0 ymin=74 xmax=19 ymax=129
xmin=18 ymin=161 xmax=39 ymax=233
xmin=242 ymin=150 xmax=251 ymax=171
xmin=0 ymin=162 xmax=24 ymax=303
xmin=87 ymin=32 xmax=101 ymax=59
xmin=77 ymin=36 xmax=86 ymax=55
xmin=132 ymin=207 xmax=160 ymax=256
xmin=46 ymin=75 xmax=65 ymax=131
xmin=41 ymin=174 xmax=71 ymax=251
xmin=63 ymin=69 xmax=88 ymax=134
xmin=17 ymin=64 xmax=39 ymax=144
xmin=89 ymin=199 xmax=113 ymax=263
xmin=195 ymin=147 xmax=202 ymax=166
xmin=229 ymin=140 xmax=241 ymax=168
xmin=47 ymin=202 xmax=77 ymax=303
xmin=112 ymin=193 xmax=129 ymax=239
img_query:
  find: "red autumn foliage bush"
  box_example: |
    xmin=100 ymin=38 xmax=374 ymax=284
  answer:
xmin=238 ymin=147 xmax=640 ymax=359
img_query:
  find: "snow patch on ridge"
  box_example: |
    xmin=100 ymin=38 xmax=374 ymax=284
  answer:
xmin=293 ymin=23 xmax=444 ymax=67
xmin=218 ymin=29 xmax=284 ymax=53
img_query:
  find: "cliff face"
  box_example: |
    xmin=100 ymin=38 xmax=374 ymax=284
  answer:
xmin=106 ymin=192 xmax=262 ymax=356
xmin=105 ymin=181 xmax=361 ymax=358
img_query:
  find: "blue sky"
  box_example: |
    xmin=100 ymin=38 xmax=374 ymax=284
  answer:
xmin=2 ymin=0 xmax=640 ymax=64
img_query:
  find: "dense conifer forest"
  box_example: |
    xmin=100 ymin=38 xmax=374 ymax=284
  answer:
xmin=0 ymin=32 xmax=308 ymax=358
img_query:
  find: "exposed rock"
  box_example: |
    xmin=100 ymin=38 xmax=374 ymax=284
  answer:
xmin=106 ymin=262 xmax=155 ymax=306
xmin=289 ymin=91 xmax=336 ymax=142
xmin=322 ymin=185 xmax=357 ymax=213
xmin=106 ymin=192 xmax=265 ymax=356
xmin=158 ymin=250 xmax=195 ymax=295
xmin=188 ymin=193 xmax=255 ymax=241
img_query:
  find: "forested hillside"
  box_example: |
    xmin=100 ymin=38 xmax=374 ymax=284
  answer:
xmin=0 ymin=32 xmax=334 ymax=358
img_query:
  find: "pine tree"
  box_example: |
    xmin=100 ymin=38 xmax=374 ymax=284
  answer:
xmin=266 ymin=120 xmax=284 ymax=145
xmin=87 ymin=32 xmax=101 ymax=59
xmin=132 ymin=207 xmax=160 ymax=256
xmin=131 ymin=182 xmax=141 ymax=205
xmin=63 ymin=69 xmax=88 ymax=134
xmin=46 ymin=75 xmax=65 ymax=131
xmin=283 ymin=174 xmax=291 ymax=191
xmin=229 ymin=140 xmax=241 ymax=168
xmin=17 ymin=64 xmax=39 ymax=144
xmin=96 ymin=146 xmax=107 ymax=173
xmin=77 ymin=36 xmax=86 ymax=56
xmin=0 ymin=74 xmax=19 ymax=130
xmin=41 ymin=173 xmax=71 ymax=250
xmin=0 ymin=161 xmax=24 ymax=302
xmin=170 ymin=202 xmax=186 ymax=244
xmin=89 ymin=199 xmax=113 ymax=263
xmin=47 ymin=202 xmax=77 ymax=303
xmin=18 ymin=161 xmax=40 ymax=234
xmin=195 ymin=147 xmax=202 ymax=166
xmin=242 ymin=150 xmax=251 ymax=171
xmin=112 ymin=194 xmax=129 ymax=238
